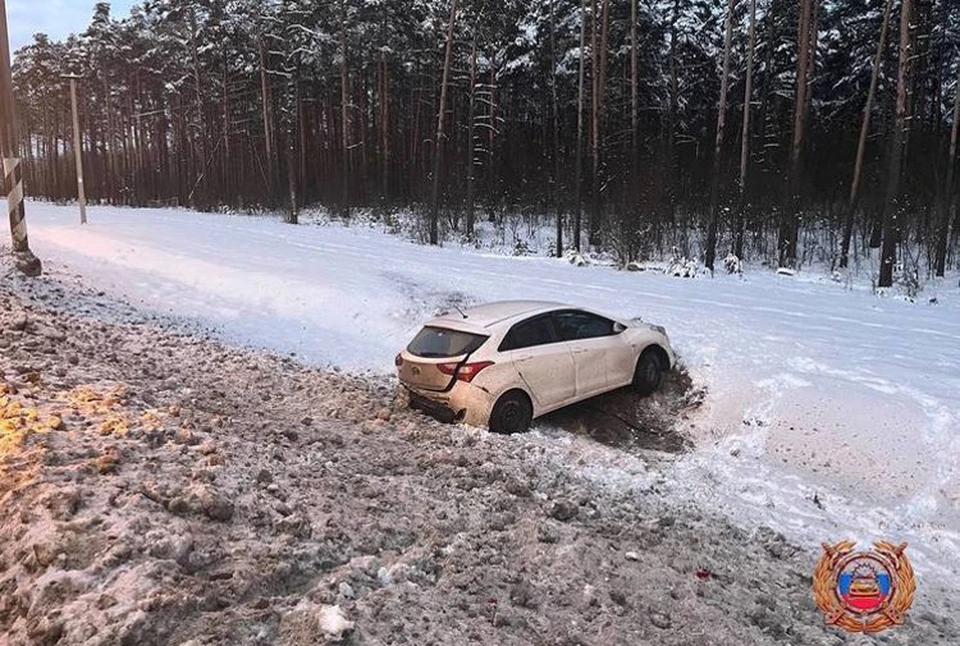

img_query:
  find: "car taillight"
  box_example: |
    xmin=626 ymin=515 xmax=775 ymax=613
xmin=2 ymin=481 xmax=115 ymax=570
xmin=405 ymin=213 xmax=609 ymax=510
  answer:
xmin=395 ymin=353 xmax=404 ymax=367
xmin=438 ymin=361 xmax=494 ymax=383
xmin=437 ymin=362 xmax=458 ymax=376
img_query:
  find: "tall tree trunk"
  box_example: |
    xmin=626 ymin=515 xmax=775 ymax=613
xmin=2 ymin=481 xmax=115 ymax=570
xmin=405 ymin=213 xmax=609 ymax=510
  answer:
xmin=589 ymin=0 xmax=600 ymax=247
xmin=132 ymin=106 xmax=141 ymax=203
xmin=662 ymin=0 xmax=681 ymax=242
xmin=287 ymin=71 xmax=301 ymax=224
xmin=102 ymin=75 xmax=117 ymax=204
xmin=934 ymin=60 xmax=960 ymax=277
xmin=46 ymin=111 xmax=56 ymax=201
xmin=359 ymin=70 xmax=369 ymax=200
xmin=596 ymin=0 xmax=610 ymax=245
xmin=466 ymin=38 xmax=477 ymax=237
xmin=805 ymin=0 xmax=822 ymax=117
xmin=380 ymin=48 xmax=391 ymax=203
xmin=411 ymin=62 xmax=423 ymax=195
xmin=705 ymin=0 xmax=737 ymax=271
xmin=550 ymin=0 xmax=562 ymax=257
xmin=157 ymin=90 xmax=169 ymax=199
xmin=735 ymin=0 xmax=757 ymax=260
xmin=187 ymin=8 xmax=206 ymax=210
xmin=428 ymin=0 xmax=458 ymax=246
xmin=599 ymin=0 xmax=610 ymax=112
xmin=260 ymin=40 xmax=275 ymax=203
xmin=878 ymin=0 xmax=913 ymax=288
xmin=574 ymin=0 xmax=587 ymax=251
xmin=841 ymin=0 xmax=892 ymax=269
xmin=287 ymin=144 xmax=299 ymax=224
xmin=340 ymin=0 xmax=351 ymax=217
xmin=780 ymin=0 xmax=813 ymax=268
xmin=757 ymin=0 xmax=778 ymax=170
xmin=120 ymin=105 xmax=130 ymax=204
xmin=298 ymin=75 xmax=307 ymax=205
xmin=488 ymin=64 xmax=496 ymax=188
xmin=630 ymin=0 xmax=639 ymax=236
xmin=588 ymin=0 xmax=610 ymax=247
xmin=222 ymin=60 xmax=231 ymax=206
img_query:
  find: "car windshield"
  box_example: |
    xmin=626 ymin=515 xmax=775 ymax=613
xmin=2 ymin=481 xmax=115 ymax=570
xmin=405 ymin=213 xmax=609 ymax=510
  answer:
xmin=407 ymin=326 xmax=488 ymax=358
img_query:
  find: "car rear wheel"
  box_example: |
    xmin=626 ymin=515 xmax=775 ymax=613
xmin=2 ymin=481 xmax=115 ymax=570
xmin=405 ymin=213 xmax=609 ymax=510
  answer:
xmin=633 ymin=350 xmax=663 ymax=396
xmin=488 ymin=391 xmax=533 ymax=434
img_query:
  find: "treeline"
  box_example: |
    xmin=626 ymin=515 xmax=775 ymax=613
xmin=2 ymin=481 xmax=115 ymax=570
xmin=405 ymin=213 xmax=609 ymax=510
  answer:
xmin=10 ymin=0 xmax=960 ymax=284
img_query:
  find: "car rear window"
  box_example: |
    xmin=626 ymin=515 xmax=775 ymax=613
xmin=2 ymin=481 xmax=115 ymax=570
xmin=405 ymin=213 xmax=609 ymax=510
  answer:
xmin=407 ymin=326 xmax=488 ymax=358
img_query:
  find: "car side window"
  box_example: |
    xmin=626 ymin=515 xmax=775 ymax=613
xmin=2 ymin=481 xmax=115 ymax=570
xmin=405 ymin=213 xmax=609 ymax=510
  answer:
xmin=553 ymin=310 xmax=616 ymax=341
xmin=499 ymin=315 xmax=558 ymax=352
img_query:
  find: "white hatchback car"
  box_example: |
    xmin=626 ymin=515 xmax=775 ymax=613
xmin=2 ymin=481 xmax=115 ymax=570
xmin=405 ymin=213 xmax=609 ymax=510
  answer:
xmin=396 ymin=301 xmax=676 ymax=434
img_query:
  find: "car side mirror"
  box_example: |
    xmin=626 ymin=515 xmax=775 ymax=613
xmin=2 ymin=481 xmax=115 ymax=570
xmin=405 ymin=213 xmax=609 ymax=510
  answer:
xmin=613 ymin=322 xmax=627 ymax=334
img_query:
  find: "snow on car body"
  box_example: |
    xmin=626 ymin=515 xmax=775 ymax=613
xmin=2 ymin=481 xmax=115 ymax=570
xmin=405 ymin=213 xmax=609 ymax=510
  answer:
xmin=396 ymin=300 xmax=676 ymax=433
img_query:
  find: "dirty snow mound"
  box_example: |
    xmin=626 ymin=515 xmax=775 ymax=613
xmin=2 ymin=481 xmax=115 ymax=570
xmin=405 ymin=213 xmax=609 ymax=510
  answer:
xmin=0 ymin=272 xmax=957 ymax=645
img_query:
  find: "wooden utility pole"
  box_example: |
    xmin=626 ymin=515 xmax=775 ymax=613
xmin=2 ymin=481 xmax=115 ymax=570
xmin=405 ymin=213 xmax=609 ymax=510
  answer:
xmin=64 ymin=75 xmax=88 ymax=225
xmin=0 ymin=0 xmax=40 ymax=275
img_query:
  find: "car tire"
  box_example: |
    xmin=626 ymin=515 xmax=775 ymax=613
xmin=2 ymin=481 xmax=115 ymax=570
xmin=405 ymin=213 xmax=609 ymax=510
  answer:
xmin=633 ymin=350 xmax=663 ymax=396
xmin=488 ymin=391 xmax=533 ymax=435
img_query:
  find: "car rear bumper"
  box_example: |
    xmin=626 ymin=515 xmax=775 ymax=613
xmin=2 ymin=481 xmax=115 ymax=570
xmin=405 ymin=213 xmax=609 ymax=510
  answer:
xmin=407 ymin=390 xmax=463 ymax=423
xmin=401 ymin=381 xmax=493 ymax=427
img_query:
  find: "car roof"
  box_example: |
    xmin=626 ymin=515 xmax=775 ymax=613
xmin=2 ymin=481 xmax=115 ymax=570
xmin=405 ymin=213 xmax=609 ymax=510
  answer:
xmin=427 ymin=300 xmax=568 ymax=331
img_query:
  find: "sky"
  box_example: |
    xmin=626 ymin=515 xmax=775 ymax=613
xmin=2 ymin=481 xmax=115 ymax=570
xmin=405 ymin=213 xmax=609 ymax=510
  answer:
xmin=6 ymin=0 xmax=137 ymax=53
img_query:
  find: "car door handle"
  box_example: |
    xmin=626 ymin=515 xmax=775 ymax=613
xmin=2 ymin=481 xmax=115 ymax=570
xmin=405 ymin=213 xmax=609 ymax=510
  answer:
xmin=573 ymin=349 xmax=589 ymax=355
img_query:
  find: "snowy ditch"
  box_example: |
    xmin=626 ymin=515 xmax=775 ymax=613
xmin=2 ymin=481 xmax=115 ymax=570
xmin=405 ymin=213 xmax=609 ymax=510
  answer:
xmin=21 ymin=201 xmax=960 ymax=591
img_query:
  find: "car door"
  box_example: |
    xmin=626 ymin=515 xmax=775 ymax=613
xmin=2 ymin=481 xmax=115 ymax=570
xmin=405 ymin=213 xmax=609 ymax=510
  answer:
xmin=552 ymin=310 xmax=626 ymax=398
xmin=498 ymin=314 xmax=576 ymax=411
xmin=605 ymin=327 xmax=640 ymax=386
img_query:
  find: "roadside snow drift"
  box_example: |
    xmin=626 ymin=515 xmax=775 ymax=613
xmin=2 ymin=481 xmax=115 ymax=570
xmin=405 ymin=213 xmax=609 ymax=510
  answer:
xmin=22 ymin=202 xmax=960 ymax=587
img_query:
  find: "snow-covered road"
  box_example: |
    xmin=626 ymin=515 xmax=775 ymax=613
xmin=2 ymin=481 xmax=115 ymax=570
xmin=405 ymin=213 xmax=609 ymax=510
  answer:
xmin=22 ymin=202 xmax=960 ymax=586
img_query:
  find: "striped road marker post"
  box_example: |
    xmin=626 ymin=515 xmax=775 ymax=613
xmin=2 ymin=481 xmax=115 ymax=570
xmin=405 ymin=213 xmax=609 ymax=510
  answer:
xmin=4 ymin=156 xmax=26 ymax=247
xmin=1 ymin=0 xmax=41 ymax=276
xmin=3 ymin=156 xmax=40 ymax=276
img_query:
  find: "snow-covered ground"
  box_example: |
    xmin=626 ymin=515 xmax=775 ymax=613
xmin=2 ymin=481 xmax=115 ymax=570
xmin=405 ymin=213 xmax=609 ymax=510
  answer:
xmin=21 ymin=202 xmax=960 ymax=588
